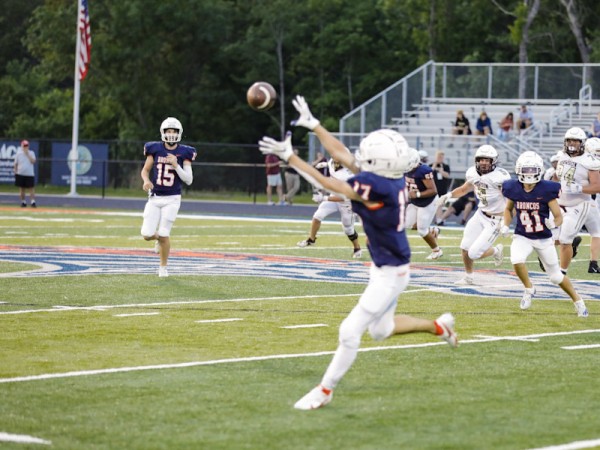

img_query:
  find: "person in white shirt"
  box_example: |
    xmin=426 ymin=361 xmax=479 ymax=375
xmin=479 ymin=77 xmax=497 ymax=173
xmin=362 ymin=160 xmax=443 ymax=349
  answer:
xmin=437 ymin=145 xmax=510 ymax=285
xmin=13 ymin=140 xmax=37 ymax=208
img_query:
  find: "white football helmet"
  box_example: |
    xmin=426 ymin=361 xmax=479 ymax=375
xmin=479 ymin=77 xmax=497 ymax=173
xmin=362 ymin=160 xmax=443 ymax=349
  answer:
xmin=327 ymin=158 xmax=343 ymax=173
xmin=355 ymin=129 xmax=413 ymax=178
xmin=418 ymin=150 xmax=429 ymax=162
xmin=515 ymin=151 xmax=544 ymax=184
xmin=474 ymin=144 xmax=498 ymax=175
xmin=160 ymin=117 xmax=183 ymax=144
xmin=550 ymin=152 xmax=561 ymax=163
xmin=407 ymin=147 xmax=420 ymax=171
xmin=585 ymin=137 xmax=600 ymax=156
xmin=563 ymin=127 xmax=586 ymax=156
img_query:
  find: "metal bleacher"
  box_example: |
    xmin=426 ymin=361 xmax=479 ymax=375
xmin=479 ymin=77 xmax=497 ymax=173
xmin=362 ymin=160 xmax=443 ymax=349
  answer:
xmin=321 ymin=61 xmax=600 ymax=177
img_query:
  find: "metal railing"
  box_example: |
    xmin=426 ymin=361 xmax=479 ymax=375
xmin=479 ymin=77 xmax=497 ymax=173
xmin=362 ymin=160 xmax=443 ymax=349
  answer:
xmin=340 ymin=61 xmax=600 ymax=135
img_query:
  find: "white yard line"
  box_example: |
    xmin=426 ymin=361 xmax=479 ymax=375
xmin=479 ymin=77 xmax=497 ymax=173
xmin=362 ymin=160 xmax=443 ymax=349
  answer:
xmin=0 ymin=293 xmax=364 ymax=315
xmin=113 ymin=312 xmax=160 ymax=317
xmin=195 ymin=318 xmax=243 ymax=323
xmin=281 ymin=324 xmax=328 ymax=329
xmin=0 ymin=329 xmax=598 ymax=385
xmin=528 ymin=438 xmax=600 ymax=450
xmin=561 ymin=344 xmax=600 ymax=350
xmin=0 ymin=432 xmax=51 ymax=445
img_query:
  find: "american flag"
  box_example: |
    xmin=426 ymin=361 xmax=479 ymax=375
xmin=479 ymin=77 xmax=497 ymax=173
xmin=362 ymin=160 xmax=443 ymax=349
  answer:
xmin=77 ymin=0 xmax=91 ymax=81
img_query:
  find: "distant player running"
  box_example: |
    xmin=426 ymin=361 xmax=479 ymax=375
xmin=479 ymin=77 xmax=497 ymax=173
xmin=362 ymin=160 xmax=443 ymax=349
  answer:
xmin=437 ymin=145 xmax=510 ymax=285
xmin=259 ymin=95 xmax=457 ymax=411
xmin=297 ymin=157 xmax=363 ymax=259
xmin=404 ymin=150 xmax=442 ymax=259
xmin=501 ymin=151 xmax=588 ymax=317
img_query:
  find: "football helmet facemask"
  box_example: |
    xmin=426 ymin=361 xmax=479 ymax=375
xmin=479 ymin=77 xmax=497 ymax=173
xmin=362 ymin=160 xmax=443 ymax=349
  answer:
xmin=563 ymin=127 xmax=586 ymax=156
xmin=355 ymin=129 xmax=413 ymax=178
xmin=160 ymin=117 xmax=183 ymax=144
xmin=585 ymin=137 xmax=600 ymax=156
xmin=474 ymin=144 xmax=498 ymax=175
xmin=515 ymin=151 xmax=544 ymax=184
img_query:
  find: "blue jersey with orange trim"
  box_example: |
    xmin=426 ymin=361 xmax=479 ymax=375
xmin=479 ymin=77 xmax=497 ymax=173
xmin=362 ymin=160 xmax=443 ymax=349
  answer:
xmin=348 ymin=171 xmax=411 ymax=267
xmin=405 ymin=163 xmax=435 ymax=207
xmin=502 ymin=179 xmax=560 ymax=240
xmin=144 ymin=142 xmax=197 ymax=196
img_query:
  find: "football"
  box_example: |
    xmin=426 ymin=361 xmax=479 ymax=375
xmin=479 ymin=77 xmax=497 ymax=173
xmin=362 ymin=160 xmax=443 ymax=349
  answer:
xmin=246 ymin=81 xmax=277 ymax=111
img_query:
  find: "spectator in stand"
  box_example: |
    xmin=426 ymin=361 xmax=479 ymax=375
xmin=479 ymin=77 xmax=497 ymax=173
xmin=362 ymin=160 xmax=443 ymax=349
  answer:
xmin=284 ymin=148 xmax=301 ymax=205
xmin=517 ymin=104 xmax=534 ymax=132
xmin=452 ymin=110 xmax=471 ymax=135
xmin=498 ymin=112 xmax=514 ymax=141
xmin=430 ymin=150 xmax=451 ymax=224
xmin=589 ymin=112 xmax=600 ymax=138
xmin=475 ymin=112 xmax=493 ymax=136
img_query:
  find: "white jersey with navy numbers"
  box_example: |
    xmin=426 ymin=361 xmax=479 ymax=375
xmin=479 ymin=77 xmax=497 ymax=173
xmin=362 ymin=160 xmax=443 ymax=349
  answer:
xmin=465 ymin=166 xmax=511 ymax=214
xmin=556 ymin=151 xmax=600 ymax=207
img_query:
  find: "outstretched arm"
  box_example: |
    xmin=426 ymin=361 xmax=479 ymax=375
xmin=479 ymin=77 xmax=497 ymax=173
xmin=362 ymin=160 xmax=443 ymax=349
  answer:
xmin=258 ymin=134 xmax=360 ymax=202
xmin=291 ymin=95 xmax=359 ymax=174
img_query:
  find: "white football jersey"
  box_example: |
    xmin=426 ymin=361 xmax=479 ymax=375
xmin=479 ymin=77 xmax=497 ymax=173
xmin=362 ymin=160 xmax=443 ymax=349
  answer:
xmin=556 ymin=151 xmax=600 ymax=206
xmin=330 ymin=164 xmax=354 ymax=182
xmin=465 ymin=166 xmax=511 ymax=214
xmin=543 ymin=167 xmax=556 ymax=181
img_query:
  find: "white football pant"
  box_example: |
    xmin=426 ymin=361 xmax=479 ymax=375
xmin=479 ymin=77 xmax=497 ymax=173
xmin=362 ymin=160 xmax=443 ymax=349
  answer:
xmin=140 ymin=195 xmax=181 ymax=238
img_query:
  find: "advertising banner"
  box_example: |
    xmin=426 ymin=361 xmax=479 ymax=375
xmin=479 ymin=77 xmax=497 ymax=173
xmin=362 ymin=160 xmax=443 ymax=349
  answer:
xmin=0 ymin=141 xmax=39 ymax=184
xmin=51 ymin=143 xmax=108 ymax=186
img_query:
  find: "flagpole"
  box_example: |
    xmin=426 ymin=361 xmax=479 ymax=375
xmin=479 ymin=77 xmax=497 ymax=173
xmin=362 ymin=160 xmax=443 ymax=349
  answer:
xmin=69 ymin=2 xmax=82 ymax=197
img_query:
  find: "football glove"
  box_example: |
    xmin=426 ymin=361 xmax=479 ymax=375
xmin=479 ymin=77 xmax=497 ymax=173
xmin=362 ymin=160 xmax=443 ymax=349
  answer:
xmin=311 ymin=192 xmax=327 ymax=203
xmin=499 ymin=225 xmax=510 ymax=238
xmin=562 ymin=182 xmax=583 ymax=194
xmin=291 ymin=95 xmax=320 ymax=131
xmin=544 ymin=217 xmax=556 ymax=229
xmin=437 ymin=192 xmax=452 ymax=206
xmin=258 ymin=132 xmax=294 ymax=162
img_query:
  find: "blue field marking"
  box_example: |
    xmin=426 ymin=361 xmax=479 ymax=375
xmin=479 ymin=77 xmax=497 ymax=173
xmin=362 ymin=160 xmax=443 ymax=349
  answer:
xmin=1 ymin=245 xmax=599 ymax=301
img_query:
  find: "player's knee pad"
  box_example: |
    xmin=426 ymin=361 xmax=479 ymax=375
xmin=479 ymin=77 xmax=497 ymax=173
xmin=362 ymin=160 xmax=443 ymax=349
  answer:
xmin=368 ymin=320 xmax=394 ymax=342
xmin=346 ymin=231 xmax=358 ymax=241
xmin=467 ymin=247 xmax=485 ymax=260
xmin=548 ymin=270 xmax=564 ymax=285
xmin=338 ymin=316 xmax=362 ymax=349
xmin=416 ymin=227 xmax=429 ymax=237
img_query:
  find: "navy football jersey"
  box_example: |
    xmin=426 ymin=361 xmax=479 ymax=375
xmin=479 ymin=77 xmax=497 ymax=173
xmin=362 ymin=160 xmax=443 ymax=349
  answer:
xmin=502 ymin=179 xmax=560 ymax=240
xmin=405 ymin=163 xmax=435 ymax=207
xmin=347 ymin=171 xmax=411 ymax=267
xmin=143 ymin=142 xmax=197 ymax=196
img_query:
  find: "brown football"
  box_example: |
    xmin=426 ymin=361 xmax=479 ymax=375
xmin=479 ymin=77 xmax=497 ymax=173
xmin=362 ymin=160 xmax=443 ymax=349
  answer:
xmin=246 ymin=81 xmax=277 ymax=111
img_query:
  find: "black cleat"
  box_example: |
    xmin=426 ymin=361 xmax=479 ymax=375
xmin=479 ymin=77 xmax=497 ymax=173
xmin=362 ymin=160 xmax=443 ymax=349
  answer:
xmin=572 ymin=236 xmax=582 ymax=258
xmin=589 ymin=262 xmax=600 ymax=274
xmin=538 ymin=257 xmax=546 ymax=272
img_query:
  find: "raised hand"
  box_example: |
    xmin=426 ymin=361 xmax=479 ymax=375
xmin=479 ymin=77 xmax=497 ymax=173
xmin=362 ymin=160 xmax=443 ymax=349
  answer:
xmin=291 ymin=95 xmax=320 ymax=131
xmin=258 ymin=132 xmax=294 ymax=162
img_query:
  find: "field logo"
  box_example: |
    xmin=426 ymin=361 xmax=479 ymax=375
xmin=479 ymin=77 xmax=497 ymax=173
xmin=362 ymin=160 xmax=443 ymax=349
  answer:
xmin=0 ymin=245 xmax=599 ymax=301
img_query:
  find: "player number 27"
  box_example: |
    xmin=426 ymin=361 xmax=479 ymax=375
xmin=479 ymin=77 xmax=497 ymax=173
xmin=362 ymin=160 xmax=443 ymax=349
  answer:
xmin=519 ymin=210 xmax=544 ymax=233
xmin=155 ymin=163 xmax=175 ymax=187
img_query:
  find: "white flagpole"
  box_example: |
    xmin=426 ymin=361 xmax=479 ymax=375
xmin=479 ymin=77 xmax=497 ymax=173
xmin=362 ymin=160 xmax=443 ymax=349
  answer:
xmin=69 ymin=1 xmax=81 ymax=196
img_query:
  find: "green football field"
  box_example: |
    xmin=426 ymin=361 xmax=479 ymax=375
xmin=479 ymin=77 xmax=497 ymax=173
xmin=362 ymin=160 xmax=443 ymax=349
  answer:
xmin=0 ymin=205 xmax=598 ymax=450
